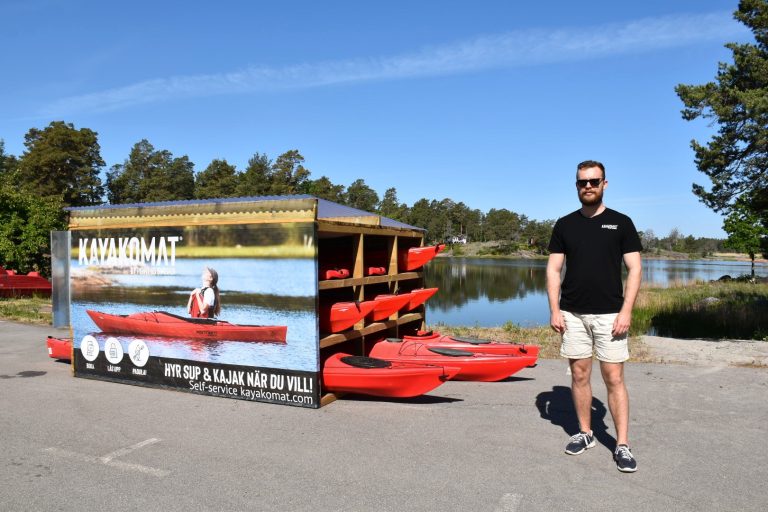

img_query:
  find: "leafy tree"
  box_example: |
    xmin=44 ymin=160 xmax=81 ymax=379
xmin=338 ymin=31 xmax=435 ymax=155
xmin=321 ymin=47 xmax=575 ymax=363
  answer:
xmin=0 ymin=184 xmax=66 ymax=276
xmin=195 ymin=159 xmax=240 ymax=199
xmin=307 ymin=175 xmax=345 ymax=203
xmin=236 ymin=153 xmax=272 ymax=197
xmin=17 ymin=121 xmax=104 ymax=206
xmin=270 ymin=150 xmax=311 ymax=195
xmin=378 ymin=187 xmax=408 ymax=222
xmin=0 ymin=140 xmax=19 ymax=181
xmin=407 ymin=198 xmax=434 ymax=234
xmin=676 ymin=0 xmax=768 ymax=245
xmin=484 ymin=208 xmax=522 ymax=242
xmin=343 ymin=178 xmax=379 ymax=212
xmin=723 ymin=197 xmax=765 ymax=276
xmin=107 ymin=140 xmax=194 ymax=204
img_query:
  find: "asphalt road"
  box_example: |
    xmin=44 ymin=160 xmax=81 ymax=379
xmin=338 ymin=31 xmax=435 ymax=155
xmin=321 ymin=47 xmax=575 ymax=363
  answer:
xmin=2 ymin=320 xmax=767 ymax=512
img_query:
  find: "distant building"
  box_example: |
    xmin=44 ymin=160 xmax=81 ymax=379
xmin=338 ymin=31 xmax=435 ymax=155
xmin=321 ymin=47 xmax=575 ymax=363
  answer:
xmin=447 ymin=235 xmax=468 ymax=245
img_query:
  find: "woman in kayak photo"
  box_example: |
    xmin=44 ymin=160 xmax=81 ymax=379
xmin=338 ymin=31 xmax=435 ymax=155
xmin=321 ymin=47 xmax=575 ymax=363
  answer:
xmin=187 ymin=266 xmax=221 ymax=318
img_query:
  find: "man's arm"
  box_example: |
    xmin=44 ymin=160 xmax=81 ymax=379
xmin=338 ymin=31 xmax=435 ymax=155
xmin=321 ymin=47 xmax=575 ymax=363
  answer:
xmin=613 ymin=251 xmax=642 ymax=337
xmin=546 ymin=253 xmax=566 ymax=333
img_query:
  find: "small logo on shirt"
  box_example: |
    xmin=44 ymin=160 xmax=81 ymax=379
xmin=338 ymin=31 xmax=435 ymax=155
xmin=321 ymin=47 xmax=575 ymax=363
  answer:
xmin=601 ymin=224 xmax=618 ymax=230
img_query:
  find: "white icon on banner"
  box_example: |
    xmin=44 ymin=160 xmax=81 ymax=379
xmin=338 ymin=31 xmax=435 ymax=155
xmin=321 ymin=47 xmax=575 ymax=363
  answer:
xmin=81 ymin=335 xmax=99 ymax=362
xmin=104 ymin=337 xmax=123 ymax=364
xmin=128 ymin=339 xmax=149 ymax=367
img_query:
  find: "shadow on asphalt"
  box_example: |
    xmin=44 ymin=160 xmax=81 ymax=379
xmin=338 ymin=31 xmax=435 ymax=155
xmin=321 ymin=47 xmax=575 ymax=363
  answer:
xmin=535 ymin=385 xmax=616 ymax=452
xmin=337 ymin=393 xmax=463 ymax=404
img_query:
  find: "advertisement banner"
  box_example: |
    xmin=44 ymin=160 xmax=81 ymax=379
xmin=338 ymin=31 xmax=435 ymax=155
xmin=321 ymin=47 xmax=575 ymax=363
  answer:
xmin=70 ymin=222 xmax=320 ymax=408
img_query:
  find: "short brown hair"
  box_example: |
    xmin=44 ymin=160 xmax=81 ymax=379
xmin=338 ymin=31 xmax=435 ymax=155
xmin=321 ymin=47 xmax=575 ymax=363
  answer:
xmin=576 ymin=160 xmax=605 ymax=179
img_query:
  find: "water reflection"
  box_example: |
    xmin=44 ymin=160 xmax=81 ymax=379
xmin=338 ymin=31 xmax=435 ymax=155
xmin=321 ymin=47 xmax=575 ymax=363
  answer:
xmin=424 ymin=257 xmax=767 ymax=327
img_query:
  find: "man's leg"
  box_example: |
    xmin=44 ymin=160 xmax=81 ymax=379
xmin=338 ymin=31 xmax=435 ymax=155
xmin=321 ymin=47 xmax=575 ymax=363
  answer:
xmin=570 ymin=357 xmax=594 ymax=433
xmin=600 ymin=361 xmax=629 ymax=446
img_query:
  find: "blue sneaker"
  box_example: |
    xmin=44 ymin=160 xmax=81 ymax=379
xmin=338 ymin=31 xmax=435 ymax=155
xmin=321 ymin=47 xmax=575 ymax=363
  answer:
xmin=565 ymin=431 xmax=595 ymax=455
xmin=614 ymin=445 xmax=638 ymax=472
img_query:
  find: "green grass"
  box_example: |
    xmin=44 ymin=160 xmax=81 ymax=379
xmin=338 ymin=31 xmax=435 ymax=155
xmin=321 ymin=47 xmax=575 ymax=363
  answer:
xmin=0 ymin=296 xmax=52 ymax=325
xmin=632 ymin=281 xmax=768 ymax=340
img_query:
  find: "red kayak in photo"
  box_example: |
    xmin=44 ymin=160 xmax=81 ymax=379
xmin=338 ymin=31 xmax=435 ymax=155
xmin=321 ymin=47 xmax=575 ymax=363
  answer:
xmin=47 ymin=336 xmax=72 ymax=361
xmin=403 ymin=331 xmax=540 ymax=361
xmin=398 ymin=244 xmax=446 ymax=271
xmin=86 ymin=310 xmax=287 ymax=343
xmin=319 ymin=300 xmax=377 ymax=333
xmin=369 ymin=338 xmax=533 ymax=382
xmin=322 ymin=353 xmax=459 ymax=398
xmin=365 ymin=266 xmax=387 ymax=276
xmin=368 ymin=294 xmax=412 ymax=321
xmin=0 ymin=268 xmax=52 ymax=297
xmin=404 ymin=287 xmax=438 ymax=311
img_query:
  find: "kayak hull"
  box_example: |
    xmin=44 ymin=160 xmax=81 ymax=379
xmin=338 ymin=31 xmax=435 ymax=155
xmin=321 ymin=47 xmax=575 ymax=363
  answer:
xmin=0 ymin=269 xmax=52 ymax=297
xmin=86 ymin=310 xmax=287 ymax=343
xmin=322 ymin=353 xmax=457 ymax=397
xmin=403 ymin=331 xmax=540 ymax=361
xmin=369 ymin=338 xmax=532 ymax=382
xmin=405 ymin=287 xmax=438 ymax=311
xmin=47 ymin=336 xmax=72 ymax=360
xmin=320 ymin=300 xmax=377 ymax=333
xmin=369 ymin=294 xmax=412 ymax=321
xmin=398 ymin=244 xmax=446 ymax=271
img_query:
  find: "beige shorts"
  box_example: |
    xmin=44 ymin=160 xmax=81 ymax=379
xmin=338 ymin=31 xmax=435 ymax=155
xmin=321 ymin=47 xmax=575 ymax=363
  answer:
xmin=560 ymin=310 xmax=629 ymax=363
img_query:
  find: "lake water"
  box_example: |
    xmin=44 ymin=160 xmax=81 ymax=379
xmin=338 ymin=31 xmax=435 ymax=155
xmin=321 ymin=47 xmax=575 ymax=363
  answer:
xmin=423 ymin=257 xmax=768 ymax=328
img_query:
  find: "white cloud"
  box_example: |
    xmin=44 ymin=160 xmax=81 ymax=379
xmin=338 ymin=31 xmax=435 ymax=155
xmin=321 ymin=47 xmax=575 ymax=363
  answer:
xmin=44 ymin=11 xmax=747 ymax=115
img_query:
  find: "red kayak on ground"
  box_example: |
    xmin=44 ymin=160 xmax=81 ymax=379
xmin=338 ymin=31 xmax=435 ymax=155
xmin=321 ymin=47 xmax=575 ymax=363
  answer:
xmin=369 ymin=338 xmax=533 ymax=382
xmin=404 ymin=287 xmax=438 ymax=311
xmin=368 ymin=294 xmax=412 ymax=321
xmin=398 ymin=244 xmax=446 ymax=271
xmin=319 ymin=300 xmax=377 ymax=332
xmin=86 ymin=310 xmax=287 ymax=343
xmin=0 ymin=267 xmax=52 ymax=297
xmin=322 ymin=353 xmax=459 ymax=397
xmin=403 ymin=331 xmax=540 ymax=361
xmin=47 ymin=336 xmax=72 ymax=360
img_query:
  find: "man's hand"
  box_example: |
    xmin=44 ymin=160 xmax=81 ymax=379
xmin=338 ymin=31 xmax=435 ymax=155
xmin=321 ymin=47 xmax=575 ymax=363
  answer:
xmin=550 ymin=310 xmax=566 ymax=334
xmin=612 ymin=310 xmax=631 ymax=337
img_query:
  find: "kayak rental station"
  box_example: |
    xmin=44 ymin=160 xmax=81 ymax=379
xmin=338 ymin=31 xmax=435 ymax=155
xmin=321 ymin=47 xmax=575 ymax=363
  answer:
xmin=49 ymin=195 xmax=463 ymax=408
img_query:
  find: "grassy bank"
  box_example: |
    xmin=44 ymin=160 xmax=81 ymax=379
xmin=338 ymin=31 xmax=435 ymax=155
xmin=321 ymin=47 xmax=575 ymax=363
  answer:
xmin=632 ymin=280 xmax=768 ymax=340
xmin=0 ymin=296 xmax=52 ymax=325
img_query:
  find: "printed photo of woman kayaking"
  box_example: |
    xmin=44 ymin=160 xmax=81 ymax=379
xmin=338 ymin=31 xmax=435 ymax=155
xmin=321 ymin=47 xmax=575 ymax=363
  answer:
xmin=187 ymin=266 xmax=221 ymax=318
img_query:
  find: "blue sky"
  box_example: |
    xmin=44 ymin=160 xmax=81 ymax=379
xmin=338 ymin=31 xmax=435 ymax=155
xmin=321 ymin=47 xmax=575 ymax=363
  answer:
xmin=0 ymin=0 xmax=752 ymax=238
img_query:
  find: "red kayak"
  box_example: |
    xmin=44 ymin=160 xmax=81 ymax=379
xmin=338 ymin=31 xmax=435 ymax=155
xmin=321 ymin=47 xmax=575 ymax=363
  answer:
xmin=320 ymin=267 xmax=350 ymax=280
xmin=47 ymin=336 xmax=72 ymax=360
xmin=368 ymin=294 xmax=412 ymax=321
xmin=320 ymin=300 xmax=377 ymax=332
xmin=365 ymin=266 xmax=387 ymax=276
xmin=404 ymin=287 xmax=438 ymax=311
xmin=322 ymin=353 xmax=458 ymax=397
xmin=369 ymin=338 xmax=533 ymax=382
xmin=0 ymin=268 xmax=52 ymax=297
xmin=398 ymin=244 xmax=446 ymax=271
xmin=86 ymin=310 xmax=287 ymax=343
xmin=403 ymin=331 xmax=540 ymax=361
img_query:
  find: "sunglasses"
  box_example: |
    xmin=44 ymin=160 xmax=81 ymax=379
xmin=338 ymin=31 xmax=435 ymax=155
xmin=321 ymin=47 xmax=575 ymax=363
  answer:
xmin=576 ymin=178 xmax=603 ymax=188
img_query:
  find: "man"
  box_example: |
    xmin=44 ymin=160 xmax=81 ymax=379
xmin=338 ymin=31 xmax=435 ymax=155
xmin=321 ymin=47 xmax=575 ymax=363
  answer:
xmin=546 ymin=160 xmax=643 ymax=473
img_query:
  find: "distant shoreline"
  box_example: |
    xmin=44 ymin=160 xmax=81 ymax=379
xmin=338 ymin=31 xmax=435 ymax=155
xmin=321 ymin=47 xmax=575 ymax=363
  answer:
xmin=437 ymin=244 xmax=767 ymax=264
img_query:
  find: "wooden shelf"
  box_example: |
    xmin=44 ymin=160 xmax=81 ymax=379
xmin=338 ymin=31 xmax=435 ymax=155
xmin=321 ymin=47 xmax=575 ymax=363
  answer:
xmin=319 ymin=313 xmax=423 ymax=348
xmin=318 ymin=272 xmax=421 ymax=290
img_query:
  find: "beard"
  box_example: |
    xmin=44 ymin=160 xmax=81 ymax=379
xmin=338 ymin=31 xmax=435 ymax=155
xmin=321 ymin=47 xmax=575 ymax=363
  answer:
xmin=578 ymin=187 xmax=603 ymax=206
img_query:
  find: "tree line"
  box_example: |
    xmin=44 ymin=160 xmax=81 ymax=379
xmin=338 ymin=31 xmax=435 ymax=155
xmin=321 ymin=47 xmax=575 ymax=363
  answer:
xmin=0 ymin=124 xmax=560 ymax=274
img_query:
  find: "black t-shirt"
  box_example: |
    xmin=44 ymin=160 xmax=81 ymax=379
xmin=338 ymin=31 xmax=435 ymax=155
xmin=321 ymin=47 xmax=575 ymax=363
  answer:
xmin=548 ymin=208 xmax=642 ymax=314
